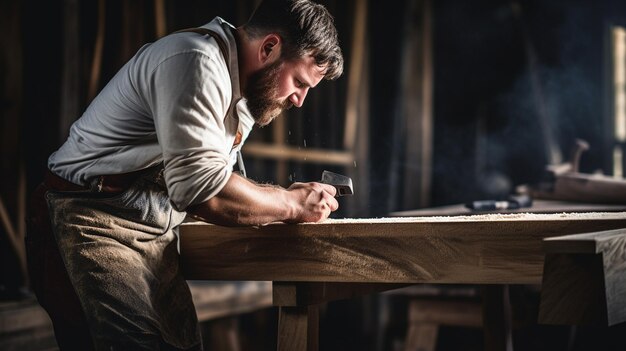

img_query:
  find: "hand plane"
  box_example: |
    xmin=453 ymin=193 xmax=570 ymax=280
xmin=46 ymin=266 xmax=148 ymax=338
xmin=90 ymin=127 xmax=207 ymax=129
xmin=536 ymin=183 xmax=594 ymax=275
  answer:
xmin=320 ymin=170 xmax=354 ymax=196
xmin=531 ymin=139 xmax=626 ymax=203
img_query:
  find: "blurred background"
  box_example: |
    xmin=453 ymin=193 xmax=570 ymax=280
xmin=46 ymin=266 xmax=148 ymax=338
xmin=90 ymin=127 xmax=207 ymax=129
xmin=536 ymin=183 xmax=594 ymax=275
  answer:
xmin=2 ymin=0 xmax=626 ymax=350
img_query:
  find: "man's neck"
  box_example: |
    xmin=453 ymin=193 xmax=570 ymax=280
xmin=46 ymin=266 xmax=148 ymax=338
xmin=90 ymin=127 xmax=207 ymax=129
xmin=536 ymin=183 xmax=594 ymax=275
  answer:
xmin=234 ymin=27 xmax=250 ymax=95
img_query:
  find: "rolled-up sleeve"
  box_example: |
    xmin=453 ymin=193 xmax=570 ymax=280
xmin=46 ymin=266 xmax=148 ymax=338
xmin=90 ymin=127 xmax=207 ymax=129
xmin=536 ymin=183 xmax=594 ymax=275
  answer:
xmin=148 ymin=51 xmax=233 ymax=211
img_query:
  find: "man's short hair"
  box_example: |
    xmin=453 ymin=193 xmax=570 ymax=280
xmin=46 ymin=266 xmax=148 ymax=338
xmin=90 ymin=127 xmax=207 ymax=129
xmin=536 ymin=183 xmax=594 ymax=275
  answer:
xmin=243 ymin=0 xmax=344 ymax=80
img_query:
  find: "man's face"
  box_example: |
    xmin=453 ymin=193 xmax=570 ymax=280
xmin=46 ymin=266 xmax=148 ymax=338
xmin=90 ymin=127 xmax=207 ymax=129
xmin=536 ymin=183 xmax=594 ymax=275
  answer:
xmin=245 ymin=55 xmax=325 ymax=127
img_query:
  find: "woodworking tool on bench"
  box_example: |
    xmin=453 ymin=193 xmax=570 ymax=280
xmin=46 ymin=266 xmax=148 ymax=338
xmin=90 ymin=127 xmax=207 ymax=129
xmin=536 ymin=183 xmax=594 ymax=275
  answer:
xmin=466 ymin=194 xmax=533 ymax=211
xmin=532 ymin=139 xmax=626 ymax=203
xmin=320 ymin=170 xmax=354 ymax=197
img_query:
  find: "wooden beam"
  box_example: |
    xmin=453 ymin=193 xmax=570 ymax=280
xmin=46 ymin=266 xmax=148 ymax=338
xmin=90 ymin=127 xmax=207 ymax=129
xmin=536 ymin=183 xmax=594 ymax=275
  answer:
xmin=397 ymin=0 xmax=433 ymax=210
xmin=243 ymin=142 xmax=355 ymax=165
xmin=272 ymin=282 xmax=408 ymax=307
xmin=532 ymin=172 xmax=626 ymax=204
xmin=188 ymin=281 xmax=272 ymax=322
xmin=154 ymin=0 xmax=166 ymax=38
xmin=343 ymin=0 xmax=367 ymax=150
xmin=482 ymin=285 xmax=513 ymax=351
xmin=88 ymin=0 xmax=105 ymax=102
xmin=408 ymin=299 xmax=482 ymax=327
xmin=180 ymin=213 xmax=626 ymax=284
xmin=539 ymin=228 xmax=626 ymax=326
xmin=60 ymin=0 xmax=80 ymax=140
xmin=391 ymin=199 xmax=626 ymax=217
xmin=278 ymin=305 xmax=319 ymax=351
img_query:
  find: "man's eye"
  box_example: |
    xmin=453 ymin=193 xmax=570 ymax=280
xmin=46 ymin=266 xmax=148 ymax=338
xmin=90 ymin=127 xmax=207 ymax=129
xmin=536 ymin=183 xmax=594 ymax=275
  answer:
xmin=295 ymin=79 xmax=304 ymax=88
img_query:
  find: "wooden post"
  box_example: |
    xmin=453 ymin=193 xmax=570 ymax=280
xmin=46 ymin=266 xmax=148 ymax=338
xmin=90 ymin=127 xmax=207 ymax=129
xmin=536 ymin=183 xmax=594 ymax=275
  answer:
xmin=388 ymin=0 xmax=434 ymax=212
xmin=277 ymin=305 xmax=319 ymax=351
xmin=539 ymin=228 xmax=626 ymax=326
xmin=154 ymin=0 xmax=166 ymax=38
xmin=60 ymin=0 xmax=80 ymax=140
xmin=482 ymin=285 xmax=513 ymax=351
xmin=88 ymin=0 xmax=105 ymax=103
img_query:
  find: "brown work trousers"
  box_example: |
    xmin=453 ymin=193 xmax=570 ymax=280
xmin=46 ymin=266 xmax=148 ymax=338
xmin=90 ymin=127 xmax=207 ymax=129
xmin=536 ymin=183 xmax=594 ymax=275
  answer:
xmin=25 ymin=180 xmax=94 ymax=350
xmin=25 ymin=169 xmax=201 ymax=350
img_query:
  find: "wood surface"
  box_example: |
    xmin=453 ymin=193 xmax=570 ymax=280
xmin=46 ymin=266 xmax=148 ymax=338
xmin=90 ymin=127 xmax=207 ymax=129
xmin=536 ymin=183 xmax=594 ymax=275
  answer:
xmin=539 ymin=228 xmax=626 ymax=326
xmin=180 ymin=213 xmax=626 ymax=284
xmin=539 ymin=253 xmax=606 ymax=325
xmin=391 ymin=199 xmax=626 ymax=217
xmin=277 ymin=306 xmax=319 ymax=351
xmin=0 ymin=299 xmax=57 ymax=350
xmin=533 ymin=172 xmax=626 ymax=204
xmin=272 ymin=282 xmax=408 ymax=307
xmin=242 ymin=142 xmax=355 ymax=165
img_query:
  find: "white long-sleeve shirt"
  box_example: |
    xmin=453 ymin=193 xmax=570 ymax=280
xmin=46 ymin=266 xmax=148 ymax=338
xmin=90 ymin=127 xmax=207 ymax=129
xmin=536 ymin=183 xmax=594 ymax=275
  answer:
xmin=49 ymin=17 xmax=254 ymax=211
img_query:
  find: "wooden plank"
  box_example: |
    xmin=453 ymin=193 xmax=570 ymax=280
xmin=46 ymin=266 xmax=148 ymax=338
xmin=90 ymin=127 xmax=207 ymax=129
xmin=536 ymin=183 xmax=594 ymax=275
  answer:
xmin=391 ymin=200 xmax=626 ymax=217
xmin=180 ymin=213 xmax=626 ymax=284
xmin=543 ymin=227 xmax=626 ymax=253
xmin=408 ymin=300 xmax=482 ymax=327
xmin=0 ymin=299 xmax=53 ymax=334
xmin=188 ymin=281 xmax=272 ymax=322
xmin=539 ymin=228 xmax=626 ymax=326
xmin=272 ymin=282 xmax=408 ymax=307
xmin=278 ymin=306 xmax=319 ymax=351
xmin=539 ymin=253 xmax=606 ymax=325
xmin=242 ymin=142 xmax=355 ymax=165
xmin=533 ymin=172 xmax=626 ymax=204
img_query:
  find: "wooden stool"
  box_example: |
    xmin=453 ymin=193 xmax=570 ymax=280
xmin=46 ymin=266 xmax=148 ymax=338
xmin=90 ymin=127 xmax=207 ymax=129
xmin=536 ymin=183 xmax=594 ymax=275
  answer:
xmin=404 ymin=299 xmax=482 ymax=351
xmin=400 ymin=285 xmax=515 ymax=351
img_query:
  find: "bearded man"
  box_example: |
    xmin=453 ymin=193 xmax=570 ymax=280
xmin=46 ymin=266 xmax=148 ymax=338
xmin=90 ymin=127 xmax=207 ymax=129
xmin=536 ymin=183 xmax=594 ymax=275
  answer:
xmin=25 ymin=0 xmax=343 ymax=349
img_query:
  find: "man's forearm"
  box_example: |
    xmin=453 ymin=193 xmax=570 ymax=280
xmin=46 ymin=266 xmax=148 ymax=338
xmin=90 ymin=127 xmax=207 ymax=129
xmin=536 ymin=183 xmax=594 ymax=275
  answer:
xmin=187 ymin=173 xmax=295 ymax=226
xmin=187 ymin=172 xmax=339 ymax=226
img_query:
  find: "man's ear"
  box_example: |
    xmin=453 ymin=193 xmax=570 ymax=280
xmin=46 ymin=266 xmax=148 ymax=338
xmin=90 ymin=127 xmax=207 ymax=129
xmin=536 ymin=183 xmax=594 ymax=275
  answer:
xmin=258 ymin=34 xmax=281 ymax=64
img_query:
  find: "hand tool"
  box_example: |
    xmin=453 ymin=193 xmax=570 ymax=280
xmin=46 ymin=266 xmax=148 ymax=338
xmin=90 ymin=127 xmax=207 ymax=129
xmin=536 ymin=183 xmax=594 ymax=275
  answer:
xmin=532 ymin=139 xmax=626 ymax=204
xmin=320 ymin=170 xmax=354 ymax=197
xmin=466 ymin=194 xmax=533 ymax=211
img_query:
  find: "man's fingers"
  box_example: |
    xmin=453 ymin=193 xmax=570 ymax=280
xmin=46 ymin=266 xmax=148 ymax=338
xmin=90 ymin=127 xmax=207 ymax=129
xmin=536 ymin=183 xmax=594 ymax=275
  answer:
xmin=318 ymin=183 xmax=337 ymax=197
xmin=323 ymin=192 xmax=339 ymax=212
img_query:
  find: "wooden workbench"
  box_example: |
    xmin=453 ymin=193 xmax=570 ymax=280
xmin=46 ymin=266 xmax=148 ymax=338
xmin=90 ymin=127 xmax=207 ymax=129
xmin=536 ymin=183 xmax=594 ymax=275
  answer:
xmin=179 ymin=212 xmax=626 ymax=350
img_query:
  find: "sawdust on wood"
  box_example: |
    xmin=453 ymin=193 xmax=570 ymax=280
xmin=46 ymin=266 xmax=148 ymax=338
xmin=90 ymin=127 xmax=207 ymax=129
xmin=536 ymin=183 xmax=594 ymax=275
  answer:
xmin=314 ymin=212 xmax=626 ymax=224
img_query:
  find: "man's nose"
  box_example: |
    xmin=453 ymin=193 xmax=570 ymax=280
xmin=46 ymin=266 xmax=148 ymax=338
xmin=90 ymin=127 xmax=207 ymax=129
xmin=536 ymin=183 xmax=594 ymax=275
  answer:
xmin=289 ymin=89 xmax=308 ymax=108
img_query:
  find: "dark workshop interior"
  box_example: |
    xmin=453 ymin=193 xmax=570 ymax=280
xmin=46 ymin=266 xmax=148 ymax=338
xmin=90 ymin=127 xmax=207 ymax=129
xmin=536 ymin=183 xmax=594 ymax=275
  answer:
xmin=2 ymin=0 xmax=626 ymax=350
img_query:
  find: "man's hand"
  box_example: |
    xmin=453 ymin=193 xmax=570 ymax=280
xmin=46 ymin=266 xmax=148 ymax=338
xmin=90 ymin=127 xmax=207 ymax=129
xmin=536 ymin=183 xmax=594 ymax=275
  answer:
xmin=186 ymin=173 xmax=339 ymax=226
xmin=284 ymin=182 xmax=339 ymax=223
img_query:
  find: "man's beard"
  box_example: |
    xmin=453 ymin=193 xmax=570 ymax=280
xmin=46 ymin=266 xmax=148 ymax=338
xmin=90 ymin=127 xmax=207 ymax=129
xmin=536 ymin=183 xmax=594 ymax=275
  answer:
xmin=245 ymin=60 xmax=293 ymax=127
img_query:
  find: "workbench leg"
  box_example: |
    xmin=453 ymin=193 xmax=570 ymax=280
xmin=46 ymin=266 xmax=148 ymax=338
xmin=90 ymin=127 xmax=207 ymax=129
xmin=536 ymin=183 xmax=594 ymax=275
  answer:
xmin=482 ymin=285 xmax=513 ymax=351
xmin=404 ymin=322 xmax=438 ymax=351
xmin=204 ymin=316 xmax=241 ymax=351
xmin=277 ymin=305 xmax=319 ymax=351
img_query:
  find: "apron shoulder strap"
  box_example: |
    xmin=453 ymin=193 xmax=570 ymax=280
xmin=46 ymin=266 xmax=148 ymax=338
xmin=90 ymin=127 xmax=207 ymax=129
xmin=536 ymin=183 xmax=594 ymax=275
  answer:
xmin=173 ymin=27 xmax=230 ymax=71
xmin=173 ymin=27 xmax=244 ymax=165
